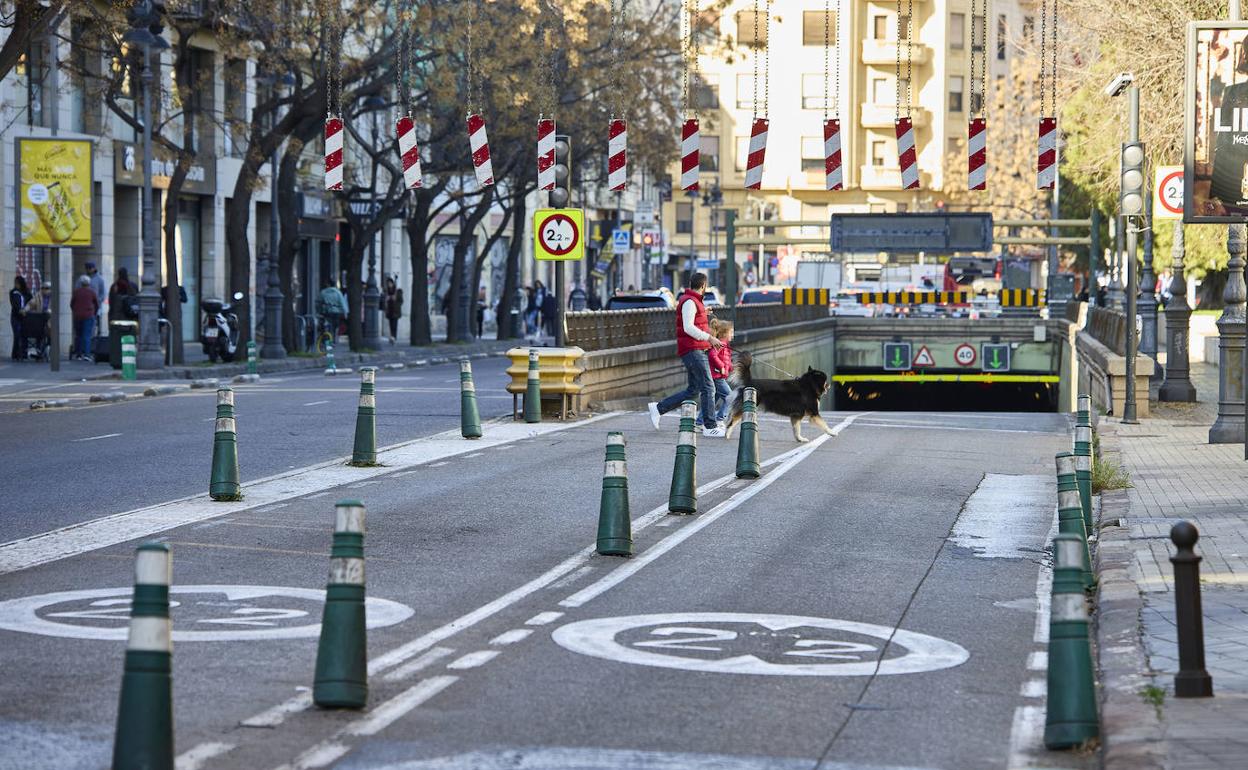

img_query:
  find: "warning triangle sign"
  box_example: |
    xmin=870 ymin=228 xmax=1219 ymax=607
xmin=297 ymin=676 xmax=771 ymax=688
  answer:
xmin=913 ymin=345 xmax=935 ymax=367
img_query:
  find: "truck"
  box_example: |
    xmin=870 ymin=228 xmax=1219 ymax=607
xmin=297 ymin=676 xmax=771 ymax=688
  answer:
xmin=794 ymin=260 xmax=844 ymax=293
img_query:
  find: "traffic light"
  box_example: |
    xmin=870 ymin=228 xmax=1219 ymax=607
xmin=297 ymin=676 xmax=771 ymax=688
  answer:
xmin=1120 ymin=141 xmax=1146 ymax=217
xmin=550 ymin=134 xmax=572 ymax=208
xmin=641 ymin=231 xmax=655 ymax=248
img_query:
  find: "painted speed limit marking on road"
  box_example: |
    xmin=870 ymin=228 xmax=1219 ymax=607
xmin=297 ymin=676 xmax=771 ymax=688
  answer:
xmin=552 ymin=613 xmax=969 ymax=676
xmin=954 ymin=343 xmax=977 ymax=366
xmin=0 ymin=585 xmax=413 ymax=642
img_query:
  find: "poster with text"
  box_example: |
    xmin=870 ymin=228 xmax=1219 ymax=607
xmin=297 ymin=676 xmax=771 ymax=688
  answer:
xmin=16 ymin=138 xmax=94 ymax=246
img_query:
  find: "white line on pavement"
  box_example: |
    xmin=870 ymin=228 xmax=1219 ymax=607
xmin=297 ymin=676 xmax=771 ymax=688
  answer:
xmin=490 ymin=628 xmax=533 ymax=646
xmin=446 ymin=650 xmax=500 ymax=670
xmin=71 ymin=432 xmax=122 ymax=442
xmin=302 ymin=400 xmax=330 ymax=406
xmin=382 ymin=647 xmax=456 ymax=683
xmin=850 ymin=420 xmax=1059 ymax=435
xmin=175 ymin=741 xmax=236 ymax=770
xmin=1027 ymin=651 xmax=1047 ymax=671
xmin=1006 ymin=510 xmax=1059 ymax=770
xmin=239 ymin=691 xmax=313 ymax=728
xmin=525 ymin=611 xmax=564 ymax=626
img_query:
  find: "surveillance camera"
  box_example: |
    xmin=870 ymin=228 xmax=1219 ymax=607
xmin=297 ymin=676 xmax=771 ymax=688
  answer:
xmin=1103 ymin=72 xmax=1135 ymax=98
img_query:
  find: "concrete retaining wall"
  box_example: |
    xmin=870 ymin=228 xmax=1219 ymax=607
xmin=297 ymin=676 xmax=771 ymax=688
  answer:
xmin=1075 ymin=330 xmax=1152 ymax=417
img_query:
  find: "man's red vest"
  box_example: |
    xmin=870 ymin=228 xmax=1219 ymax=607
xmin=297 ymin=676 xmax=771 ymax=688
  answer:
xmin=675 ymin=290 xmax=711 ymax=357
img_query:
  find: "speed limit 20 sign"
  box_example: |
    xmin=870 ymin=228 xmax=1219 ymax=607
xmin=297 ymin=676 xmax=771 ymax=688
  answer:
xmin=1153 ymin=165 xmax=1183 ymax=220
xmin=534 ymin=208 xmax=586 ymax=261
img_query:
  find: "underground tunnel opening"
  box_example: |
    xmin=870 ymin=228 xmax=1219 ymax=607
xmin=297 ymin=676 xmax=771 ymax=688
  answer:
xmin=834 ymin=380 xmax=1059 ymax=412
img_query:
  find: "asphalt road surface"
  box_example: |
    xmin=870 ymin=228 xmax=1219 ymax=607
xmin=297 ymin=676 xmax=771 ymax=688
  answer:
xmin=0 ymin=394 xmax=1092 ymax=770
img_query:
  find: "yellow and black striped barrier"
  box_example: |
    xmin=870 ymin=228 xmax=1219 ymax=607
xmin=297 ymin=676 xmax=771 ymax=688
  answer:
xmin=856 ymin=291 xmax=973 ymax=305
xmin=999 ymin=289 xmax=1046 ymax=307
xmin=782 ymin=288 xmax=830 ymax=305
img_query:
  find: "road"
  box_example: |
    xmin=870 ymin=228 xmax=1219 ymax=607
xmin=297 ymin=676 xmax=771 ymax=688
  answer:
xmin=0 ymin=384 xmax=1089 ymax=770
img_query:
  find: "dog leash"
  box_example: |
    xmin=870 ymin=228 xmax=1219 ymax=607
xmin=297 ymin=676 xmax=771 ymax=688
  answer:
xmin=749 ymin=357 xmax=796 ymax=379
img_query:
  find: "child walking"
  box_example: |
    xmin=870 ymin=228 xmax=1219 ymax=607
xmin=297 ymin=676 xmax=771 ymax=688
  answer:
xmin=704 ymin=319 xmax=734 ymax=425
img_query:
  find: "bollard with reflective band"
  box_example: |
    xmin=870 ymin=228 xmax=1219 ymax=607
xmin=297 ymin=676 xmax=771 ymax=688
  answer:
xmin=1073 ymin=424 xmax=1093 ymax=534
xmin=668 ymin=401 xmax=699 ymax=514
xmin=460 ymin=360 xmax=483 ymax=439
xmin=596 ymin=432 xmax=632 ymax=556
xmin=1171 ymin=522 xmax=1213 ymax=697
xmin=112 ymin=543 xmax=173 ymax=770
xmin=1076 ymin=394 xmax=1092 ymax=428
xmin=121 ymin=334 xmax=137 ymax=381
xmin=1056 ymin=452 xmax=1093 ymax=590
xmin=314 ymin=500 xmax=369 ymax=708
xmin=325 ymin=343 xmax=336 ymax=375
xmin=1044 ymin=533 xmax=1100 ymax=749
xmin=209 ymin=386 xmax=242 ymax=501
xmin=735 ymin=387 xmax=761 ymax=479
xmin=523 ymin=349 xmax=542 ymax=423
xmin=246 ymin=340 xmax=257 ymax=375
xmin=349 ymin=368 xmax=378 ymax=466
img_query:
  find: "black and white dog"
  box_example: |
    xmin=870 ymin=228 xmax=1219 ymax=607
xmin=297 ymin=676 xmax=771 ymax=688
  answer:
xmin=723 ymin=352 xmax=836 ymax=443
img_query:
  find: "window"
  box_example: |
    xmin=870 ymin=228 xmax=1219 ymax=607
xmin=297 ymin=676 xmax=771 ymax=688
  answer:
xmin=713 ymin=209 xmax=729 ymax=231
xmin=872 ymin=16 xmax=888 ymax=40
xmin=970 ymin=75 xmax=985 ymax=114
xmin=1023 ymin=16 xmax=1035 ymax=42
xmin=225 ymin=60 xmax=248 ymax=158
xmin=700 ymin=135 xmax=719 ymax=172
xmin=949 ymin=76 xmax=964 ymax=112
xmin=802 ymin=10 xmax=835 ymax=46
xmin=871 ymin=140 xmax=888 ymax=167
xmin=996 ymin=74 xmax=1005 ymax=108
xmin=802 ymin=73 xmax=829 ymax=110
xmin=801 ymin=136 xmax=824 ymax=171
xmin=676 ymin=202 xmax=693 ymax=234
xmin=947 ymin=137 xmax=961 ymax=154
xmin=871 ymin=77 xmax=889 ymax=103
xmin=971 ymin=14 xmax=986 ymax=51
xmin=900 ymin=14 xmax=911 ymax=41
xmin=694 ymin=8 xmax=721 ymax=46
xmin=736 ymin=73 xmax=755 ymax=109
xmin=997 ymin=14 xmax=1007 ymax=59
xmin=692 ymin=74 xmax=719 ymax=110
xmin=950 ymin=13 xmax=965 ymax=49
xmin=735 ymin=136 xmax=749 ymax=171
xmin=736 ymin=10 xmax=768 ymax=48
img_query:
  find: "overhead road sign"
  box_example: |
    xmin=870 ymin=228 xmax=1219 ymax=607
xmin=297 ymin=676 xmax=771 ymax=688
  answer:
xmin=982 ymin=343 xmax=1011 ymax=372
xmin=999 ymin=289 xmax=1046 ymax=307
xmin=782 ymin=288 xmax=829 ymax=305
xmin=857 ymin=291 xmax=972 ymax=305
xmin=534 ymin=209 xmax=585 ymax=261
xmin=830 ymin=213 xmax=993 ymax=254
xmin=883 ymin=342 xmax=912 ymax=371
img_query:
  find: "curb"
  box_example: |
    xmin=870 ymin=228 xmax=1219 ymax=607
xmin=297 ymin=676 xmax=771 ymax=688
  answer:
xmin=232 ymin=374 xmax=261 ymax=384
xmin=30 ymin=399 xmax=72 ymax=410
xmin=1094 ymin=423 xmax=1166 ymax=770
xmin=89 ymin=392 xmax=130 ymax=403
xmin=143 ymin=384 xmax=191 ymax=397
xmin=189 ymin=379 xmax=220 ymax=389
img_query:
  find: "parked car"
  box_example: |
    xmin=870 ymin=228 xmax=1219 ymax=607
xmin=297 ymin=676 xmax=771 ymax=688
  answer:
xmin=702 ymin=289 xmax=722 ymax=307
xmin=605 ymin=290 xmax=677 ymax=310
xmin=829 ymin=290 xmax=874 ymax=317
xmin=738 ymin=286 xmax=786 ymax=305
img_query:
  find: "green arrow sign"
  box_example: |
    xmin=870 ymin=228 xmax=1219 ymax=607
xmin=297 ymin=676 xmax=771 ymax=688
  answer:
xmin=981 ymin=344 xmax=1011 ymax=373
xmin=883 ymin=343 xmax=912 ymax=371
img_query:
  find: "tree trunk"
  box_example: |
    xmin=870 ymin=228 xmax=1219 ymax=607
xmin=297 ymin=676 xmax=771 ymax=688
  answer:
xmin=345 ymin=237 xmax=365 ymax=351
xmin=277 ymin=141 xmax=302 ymax=352
xmin=406 ymin=189 xmax=433 ymax=346
xmin=499 ymin=190 xmax=527 ymax=339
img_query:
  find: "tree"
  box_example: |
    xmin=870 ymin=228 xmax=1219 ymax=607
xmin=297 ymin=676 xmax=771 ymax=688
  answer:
xmin=0 ymin=0 xmax=69 ymax=82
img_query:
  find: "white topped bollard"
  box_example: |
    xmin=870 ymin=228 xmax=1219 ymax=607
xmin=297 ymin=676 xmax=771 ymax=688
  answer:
xmin=313 ymin=500 xmax=369 ymax=708
xmin=112 ymin=542 xmax=174 ymax=770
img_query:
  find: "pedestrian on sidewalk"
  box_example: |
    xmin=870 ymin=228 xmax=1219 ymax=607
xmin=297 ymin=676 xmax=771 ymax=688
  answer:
xmin=647 ymin=272 xmax=725 ymax=437
xmin=9 ymin=275 xmax=30 ymax=361
xmin=476 ymin=285 xmax=487 ymax=339
xmin=704 ymin=319 xmax=734 ymax=425
xmin=317 ymin=279 xmax=347 ymax=343
xmin=86 ymin=261 xmax=106 ymax=333
xmin=108 ymin=268 xmax=138 ymax=322
xmin=383 ymin=276 xmax=403 ymax=344
xmin=70 ymin=275 xmax=99 ymax=361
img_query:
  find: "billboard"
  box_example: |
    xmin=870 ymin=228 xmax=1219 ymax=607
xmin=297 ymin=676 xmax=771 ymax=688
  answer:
xmin=16 ymin=138 xmax=94 ymax=246
xmin=829 ymin=213 xmax=994 ymax=254
xmin=1185 ymin=22 xmax=1248 ymax=223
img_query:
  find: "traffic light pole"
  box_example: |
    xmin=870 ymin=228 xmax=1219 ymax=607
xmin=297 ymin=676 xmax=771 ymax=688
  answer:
xmin=1123 ymin=85 xmax=1140 ymax=424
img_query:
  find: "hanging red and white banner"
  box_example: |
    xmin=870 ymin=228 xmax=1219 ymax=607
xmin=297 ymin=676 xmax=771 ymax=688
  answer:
xmin=608 ymin=119 xmax=627 ymax=192
xmin=824 ymin=118 xmax=843 ymax=191
xmin=895 ymin=117 xmax=919 ymax=190
xmin=680 ymin=118 xmax=700 ymax=192
xmin=967 ymin=117 xmax=987 ymax=191
xmin=466 ymin=113 xmax=494 ymax=187
xmin=396 ymin=115 xmax=422 ymax=190
xmin=744 ymin=118 xmax=769 ymax=190
xmin=324 ymin=116 xmax=344 ymax=191
xmin=536 ymin=118 xmax=556 ymax=191
xmin=1037 ymin=117 xmax=1057 ymax=189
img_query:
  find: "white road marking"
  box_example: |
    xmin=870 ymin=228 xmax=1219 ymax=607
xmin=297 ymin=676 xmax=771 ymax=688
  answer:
xmin=560 ymin=414 xmax=863 ymax=609
xmin=446 ymin=650 xmax=500 ymax=670
xmin=1007 ymin=706 xmax=1047 ymax=770
xmin=850 ymin=420 xmax=1058 ymax=435
xmin=0 ymin=414 xmax=619 ymax=576
xmin=464 ymin=452 xmax=483 ymax=458
xmin=430 ymin=461 xmax=449 ymax=467
xmin=175 ymin=741 xmax=236 ymax=770
xmin=240 ymin=691 xmax=313 ymax=728
xmin=655 ymin=517 xmax=679 ymax=527
xmin=382 ymin=647 xmax=456 ymax=683
xmin=302 ymin=400 xmax=330 ymax=406
xmin=1006 ymin=509 xmax=1059 ymax=769
xmin=525 ymin=611 xmax=564 ymax=626
xmin=71 ymin=432 xmax=122 ymax=442
xmin=490 ymin=628 xmax=533 ymax=646
xmin=949 ymin=474 xmax=1054 ymax=558
xmin=360 ymin=747 xmax=936 ymax=770
xmin=1028 ymin=651 xmax=1047 ymax=671
xmin=1019 ymin=679 xmax=1045 ymax=698
xmin=549 ymin=564 xmax=593 ymax=589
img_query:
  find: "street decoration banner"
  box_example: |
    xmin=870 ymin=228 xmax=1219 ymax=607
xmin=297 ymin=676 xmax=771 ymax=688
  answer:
xmin=1185 ymin=22 xmax=1248 ymax=223
xmin=16 ymin=138 xmax=94 ymax=246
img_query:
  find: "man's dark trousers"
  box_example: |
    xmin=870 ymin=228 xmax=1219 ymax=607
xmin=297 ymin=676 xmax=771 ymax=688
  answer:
xmin=656 ymin=349 xmax=717 ymax=429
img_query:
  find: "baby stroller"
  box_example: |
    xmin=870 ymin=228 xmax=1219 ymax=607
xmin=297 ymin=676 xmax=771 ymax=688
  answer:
xmin=20 ymin=312 xmax=50 ymax=361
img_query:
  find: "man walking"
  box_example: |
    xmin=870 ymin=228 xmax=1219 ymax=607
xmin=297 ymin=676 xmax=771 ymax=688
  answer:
xmin=648 ymin=273 xmax=725 ymax=437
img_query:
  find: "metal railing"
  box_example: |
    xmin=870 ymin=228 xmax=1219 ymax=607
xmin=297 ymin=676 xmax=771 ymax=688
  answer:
xmin=564 ymin=304 xmax=826 ymax=351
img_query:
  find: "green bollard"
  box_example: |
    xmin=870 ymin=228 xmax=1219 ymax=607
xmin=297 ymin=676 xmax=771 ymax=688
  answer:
xmin=1056 ymin=452 xmax=1093 ymax=590
xmin=325 ymin=343 xmax=336 ymax=375
xmin=735 ymin=387 xmax=761 ymax=479
xmin=349 ymin=368 xmax=378 ymax=466
xmin=668 ymin=400 xmax=698 ymax=514
xmin=523 ymin=349 xmax=542 ymax=423
xmin=1074 ymin=423 xmax=1093 ymax=535
xmin=246 ymin=340 xmax=257 ymax=375
xmin=209 ymin=386 xmax=242 ymax=501
xmin=596 ymin=432 xmax=632 ymax=556
xmin=112 ymin=542 xmax=174 ymax=770
xmin=460 ymin=360 xmax=483 ymax=439
xmin=121 ymin=334 xmax=137 ymax=381
xmin=1044 ymin=533 xmax=1100 ymax=750
xmin=313 ymin=500 xmax=369 ymax=709
xmin=1076 ymin=393 xmax=1092 ymax=429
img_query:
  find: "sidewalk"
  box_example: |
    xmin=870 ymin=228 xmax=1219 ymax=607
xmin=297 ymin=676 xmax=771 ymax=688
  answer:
xmin=1097 ymin=361 xmax=1248 ymax=768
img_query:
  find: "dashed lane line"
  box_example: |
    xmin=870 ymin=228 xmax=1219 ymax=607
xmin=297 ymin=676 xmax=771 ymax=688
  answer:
xmin=175 ymin=741 xmax=236 ymax=770
xmin=381 ymin=647 xmax=456 ymax=683
xmin=446 ymin=650 xmax=500 ymax=670
xmin=525 ymin=611 xmax=563 ymax=626
xmin=489 ymin=628 xmax=533 ymax=646
xmin=71 ymin=432 xmax=122 ymax=442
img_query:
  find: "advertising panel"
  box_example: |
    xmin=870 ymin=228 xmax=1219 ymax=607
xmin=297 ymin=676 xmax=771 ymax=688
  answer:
xmin=1185 ymin=22 xmax=1248 ymax=222
xmin=16 ymin=138 xmax=94 ymax=247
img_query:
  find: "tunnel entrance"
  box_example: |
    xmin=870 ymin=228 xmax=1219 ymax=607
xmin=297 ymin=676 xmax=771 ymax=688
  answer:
xmin=834 ymin=379 xmax=1059 ymax=412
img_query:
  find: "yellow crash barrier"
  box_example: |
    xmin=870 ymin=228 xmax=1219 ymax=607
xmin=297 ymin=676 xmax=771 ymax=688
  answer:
xmin=782 ymin=288 xmax=830 ymax=305
xmin=505 ymin=347 xmax=585 ymax=419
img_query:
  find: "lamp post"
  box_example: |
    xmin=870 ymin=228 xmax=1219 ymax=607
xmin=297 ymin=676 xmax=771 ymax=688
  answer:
xmin=1139 ymin=192 xmax=1159 ymax=383
xmin=1160 ymin=220 xmax=1196 ymax=402
xmin=124 ymin=2 xmax=169 ymax=370
xmin=362 ymin=95 xmax=386 ymax=350
xmin=1105 ymin=76 xmax=1141 ymax=423
xmin=258 ymin=71 xmax=293 ymax=359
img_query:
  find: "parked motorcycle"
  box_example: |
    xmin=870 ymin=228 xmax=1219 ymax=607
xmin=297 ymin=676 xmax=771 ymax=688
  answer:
xmin=200 ymin=291 xmax=243 ymax=363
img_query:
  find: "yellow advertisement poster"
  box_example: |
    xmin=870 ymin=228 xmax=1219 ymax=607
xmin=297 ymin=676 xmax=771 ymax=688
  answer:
xmin=17 ymin=138 xmax=94 ymax=247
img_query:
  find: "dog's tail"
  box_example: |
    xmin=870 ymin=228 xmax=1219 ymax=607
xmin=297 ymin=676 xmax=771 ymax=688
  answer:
xmin=730 ymin=351 xmax=753 ymax=388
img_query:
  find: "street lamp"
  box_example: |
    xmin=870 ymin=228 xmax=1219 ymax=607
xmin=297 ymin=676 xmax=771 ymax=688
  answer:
xmin=124 ymin=1 xmax=170 ymax=370
xmin=362 ymin=94 xmax=387 ymax=350
xmin=1106 ymin=72 xmax=1141 ymax=423
xmin=256 ymin=70 xmax=295 ymax=359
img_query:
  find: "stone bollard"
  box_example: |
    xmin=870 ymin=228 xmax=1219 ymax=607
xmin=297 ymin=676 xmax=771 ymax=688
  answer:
xmin=523 ymin=349 xmax=542 ymax=424
xmin=1073 ymin=422 xmax=1094 ymax=537
xmin=349 ymin=368 xmax=378 ymax=466
xmin=460 ymin=360 xmax=482 ymax=439
xmin=112 ymin=542 xmax=174 ymax=770
xmin=1055 ymin=452 xmax=1093 ymax=590
xmin=313 ymin=501 xmax=369 ymax=708
xmin=596 ymin=432 xmax=632 ymax=556
xmin=121 ymin=334 xmax=137 ymax=381
xmin=209 ymin=386 xmax=242 ymax=501
xmin=668 ymin=400 xmax=698 ymax=514
xmin=1044 ymin=533 xmax=1100 ymax=750
xmin=1171 ymin=521 xmax=1214 ymax=697
xmin=246 ymin=340 xmax=258 ymax=375
xmin=324 ymin=342 xmax=337 ymax=375
xmin=735 ymin=387 xmax=761 ymax=479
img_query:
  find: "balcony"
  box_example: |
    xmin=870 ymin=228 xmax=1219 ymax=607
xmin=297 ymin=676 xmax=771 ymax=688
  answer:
xmin=860 ymin=104 xmax=930 ymax=129
xmin=861 ymin=40 xmax=932 ymax=67
xmin=859 ymin=165 xmax=930 ymax=191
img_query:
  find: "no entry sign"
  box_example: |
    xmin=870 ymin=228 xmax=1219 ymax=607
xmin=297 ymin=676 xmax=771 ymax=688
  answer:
xmin=534 ymin=208 xmax=585 ymax=261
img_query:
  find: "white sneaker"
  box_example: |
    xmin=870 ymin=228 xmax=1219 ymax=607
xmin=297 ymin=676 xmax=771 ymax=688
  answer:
xmin=647 ymin=402 xmax=662 ymax=430
xmin=703 ymin=426 xmax=726 ymax=438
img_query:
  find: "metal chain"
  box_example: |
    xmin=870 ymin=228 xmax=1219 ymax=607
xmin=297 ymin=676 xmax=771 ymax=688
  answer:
xmin=1040 ymin=0 xmax=1050 ymax=116
xmin=904 ymin=0 xmax=912 ymax=119
xmin=681 ymin=0 xmax=690 ymax=117
xmin=822 ymin=0 xmax=829 ymax=121
xmin=1049 ymin=0 xmax=1057 ymax=117
xmin=397 ymin=3 xmax=408 ymax=114
xmin=751 ymin=0 xmax=758 ymax=119
xmin=763 ymin=0 xmax=770 ymax=118
xmin=894 ymin=0 xmax=901 ymax=121
xmin=975 ymin=0 xmax=986 ymax=117
xmin=609 ymin=0 xmax=621 ymax=118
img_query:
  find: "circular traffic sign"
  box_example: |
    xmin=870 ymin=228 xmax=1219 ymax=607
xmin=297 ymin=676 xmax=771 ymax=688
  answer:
xmin=538 ymin=213 xmax=580 ymax=256
xmin=552 ymin=612 xmax=969 ymax=676
xmin=954 ymin=343 xmax=977 ymax=367
xmin=1158 ymin=169 xmax=1184 ymax=216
